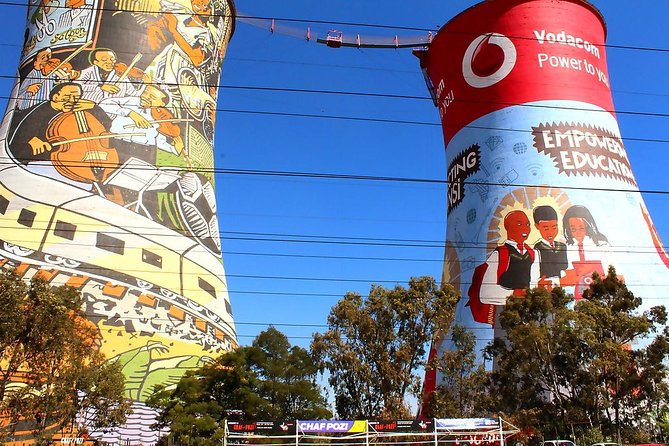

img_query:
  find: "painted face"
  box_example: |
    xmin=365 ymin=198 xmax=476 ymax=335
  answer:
xmin=504 ymin=211 xmax=531 ymax=244
xmin=191 ymin=0 xmax=211 ymax=21
xmin=52 ymin=85 xmax=82 ymax=111
xmin=93 ymin=51 xmax=117 ymax=72
xmin=140 ymin=86 xmax=167 ymax=108
xmin=536 ymin=219 xmax=559 ymax=243
xmin=34 ymin=49 xmax=51 ymax=70
xmin=568 ymin=217 xmax=587 ymax=243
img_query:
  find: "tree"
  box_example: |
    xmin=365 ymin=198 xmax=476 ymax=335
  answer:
xmin=484 ymin=268 xmax=669 ymax=443
xmin=149 ymin=327 xmax=331 ymax=446
xmin=0 ymin=269 xmax=130 ymax=443
xmin=422 ymin=324 xmax=488 ymax=418
xmin=311 ymin=276 xmax=460 ymax=419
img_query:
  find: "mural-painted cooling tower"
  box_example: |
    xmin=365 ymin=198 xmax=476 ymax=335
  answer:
xmin=418 ymin=0 xmax=668 ymax=375
xmin=0 ymin=0 xmax=237 ymax=443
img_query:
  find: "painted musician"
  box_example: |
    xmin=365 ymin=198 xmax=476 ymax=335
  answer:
xmin=148 ymin=0 xmax=217 ymax=69
xmin=7 ymin=82 xmax=123 ymax=202
xmin=78 ymin=48 xmax=140 ymax=104
xmin=17 ymin=48 xmax=57 ymax=110
xmin=99 ymin=84 xmax=185 ymax=165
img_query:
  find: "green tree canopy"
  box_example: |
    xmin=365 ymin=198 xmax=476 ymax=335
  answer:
xmin=149 ymin=327 xmax=331 ymax=446
xmin=484 ymin=268 xmax=669 ymax=443
xmin=0 ymin=269 xmax=130 ymax=443
xmin=311 ymin=276 xmax=459 ymax=419
xmin=422 ymin=324 xmax=488 ymax=418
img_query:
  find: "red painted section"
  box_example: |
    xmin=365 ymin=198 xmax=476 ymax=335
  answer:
xmin=641 ymin=204 xmax=669 ymax=270
xmin=418 ymin=342 xmax=438 ymax=418
xmin=424 ymin=0 xmax=613 ymax=146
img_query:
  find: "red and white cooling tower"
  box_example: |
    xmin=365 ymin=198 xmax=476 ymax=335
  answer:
xmin=418 ymin=0 xmax=668 ymax=387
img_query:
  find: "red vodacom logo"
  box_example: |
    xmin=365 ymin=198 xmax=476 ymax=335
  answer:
xmin=462 ymin=33 xmax=516 ymax=88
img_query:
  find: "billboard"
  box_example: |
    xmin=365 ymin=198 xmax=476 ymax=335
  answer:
xmin=418 ymin=0 xmax=668 ymax=378
xmin=435 ymin=418 xmax=499 ymax=430
xmin=227 ymin=421 xmax=297 ymax=434
xmin=0 ymin=0 xmax=237 ymax=443
xmin=297 ymin=420 xmax=368 ymax=433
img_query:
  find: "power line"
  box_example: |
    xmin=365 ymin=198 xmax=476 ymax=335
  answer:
xmin=1 ymin=246 xmax=664 ymax=287
xmin=3 ymin=219 xmax=669 ymax=253
xmin=214 ymin=109 xmax=668 ymax=145
xmin=1 ymin=155 xmax=668 ymax=195
xmin=0 ymin=50 xmax=668 ymax=103
xmin=62 ymin=321 xmax=669 ymax=344
xmin=0 ymin=1 xmax=667 ymax=54
xmin=10 ymin=257 xmax=669 ymax=289
xmin=1 ymin=76 xmax=669 ymax=121
xmin=226 ymin=273 xmax=669 ymax=288
xmin=40 ymin=263 xmax=669 ymax=287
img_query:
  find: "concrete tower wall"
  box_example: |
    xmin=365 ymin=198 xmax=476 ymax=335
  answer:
xmin=0 ymin=0 xmax=237 ymax=443
xmin=420 ymin=0 xmax=667 ymax=378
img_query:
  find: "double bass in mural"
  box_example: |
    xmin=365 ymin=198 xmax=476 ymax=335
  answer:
xmin=416 ymin=0 xmax=669 ymax=388
xmin=0 ymin=0 xmax=237 ymax=443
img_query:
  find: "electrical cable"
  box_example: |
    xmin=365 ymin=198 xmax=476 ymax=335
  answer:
xmin=3 ymin=219 xmax=669 ymax=253
xmin=19 ymin=262 xmax=669 ymax=288
xmin=1 ymin=78 xmax=669 ymax=121
xmin=0 ymin=158 xmax=668 ymax=195
xmin=0 ymin=1 xmax=667 ymax=54
xmin=1 ymin=48 xmax=668 ymax=103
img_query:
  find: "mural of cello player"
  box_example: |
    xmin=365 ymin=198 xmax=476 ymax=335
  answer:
xmin=7 ymin=81 xmax=125 ymax=203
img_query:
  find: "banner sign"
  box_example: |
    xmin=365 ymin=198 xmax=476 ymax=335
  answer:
xmin=369 ymin=419 xmax=434 ymax=432
xmin=435 ymin=418 xmax=499 ymax=430
xmin=297 ymin=420 xmax=367 ymax=433
xmin=227 ymin=421 xmax=296 ymax=434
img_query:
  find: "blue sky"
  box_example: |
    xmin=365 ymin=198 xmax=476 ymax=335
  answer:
xmin=0 ymin=0 xmax=667 ymax=350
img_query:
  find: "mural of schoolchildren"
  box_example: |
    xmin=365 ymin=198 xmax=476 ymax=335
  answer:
xmin=532 ymin=205 xmax=568 ymax=286
xmin=468 ymin=210 xmax=543 ymax=324
xmin=480 ymin=210 xmax=536 ymax=302
xmin=99 ymin=84 xmax=185 ymax=166
xmin=78 ymin=48 xmax=142 ymax=104
xmin=560 ymin=204 xmax=612 ymax=298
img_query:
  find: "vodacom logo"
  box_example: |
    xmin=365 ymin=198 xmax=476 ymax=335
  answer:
xmin=462 ymin=32 xmax=516 ymax=88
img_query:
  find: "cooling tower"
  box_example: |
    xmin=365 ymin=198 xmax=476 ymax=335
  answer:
xmin=417 ymin=0 xmax=668 ymax=380
xmin=0 ymin=0 xmax=237 ymax=443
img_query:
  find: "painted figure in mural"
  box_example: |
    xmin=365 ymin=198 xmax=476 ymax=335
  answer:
xmin=148 ymin=0 xmax=216 ymax=69
xmin=78 ymin=48 xmax=142 ymax=104
xmin=17 ymin=47 xmax=55 ymax=109
xmin=146 ymin=0 xmax=219 ymax=126
xmin=532 ymin=205 xmax=569 ymax=286
xmin=58 ymin=0 xmax=93 ymax=28
xmin=99 ymin=84 xmax=186 ymax=165
xmin=561 ymin=204 xmax=611 ymax=298
xmin=480 ymin=210 xmax=536 ymax=302
xmin=7 ymin=82 xmax=126 ymax=202
xmin=468 ymin=210 xmax=539 ymax=325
